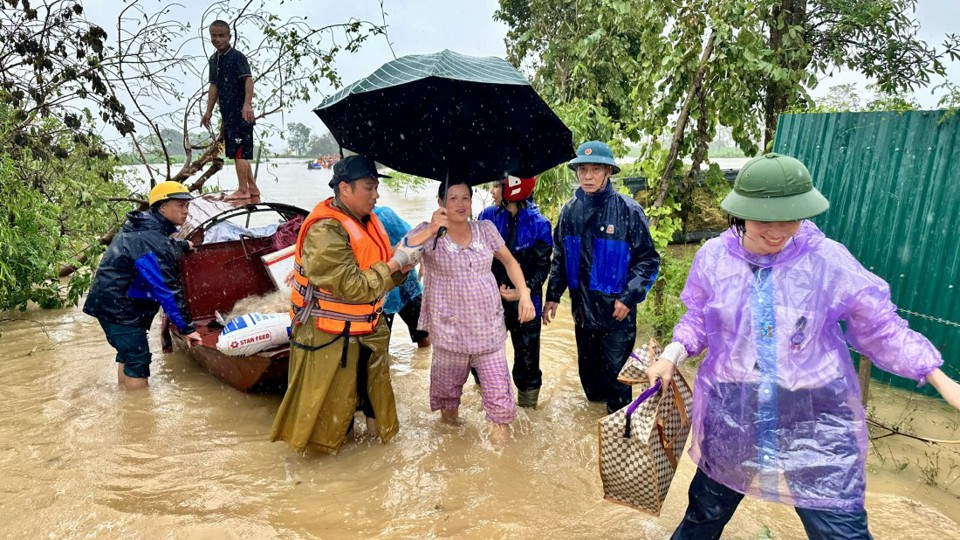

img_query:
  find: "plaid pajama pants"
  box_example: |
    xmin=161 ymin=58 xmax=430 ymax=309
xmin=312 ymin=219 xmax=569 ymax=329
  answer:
xmin=430 ymin=346 xmax=517 ymax=424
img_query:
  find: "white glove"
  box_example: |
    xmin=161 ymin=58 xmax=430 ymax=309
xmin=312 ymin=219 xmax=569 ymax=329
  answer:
xmin=659 ymin=341 xmax=689 ymax=366
xmin=391 ymin=235 xmax=424 ymax=268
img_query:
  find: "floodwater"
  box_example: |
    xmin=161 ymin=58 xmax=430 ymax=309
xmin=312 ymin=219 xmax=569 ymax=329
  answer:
xmin=2 ymin=159 xmax=959 ymax=539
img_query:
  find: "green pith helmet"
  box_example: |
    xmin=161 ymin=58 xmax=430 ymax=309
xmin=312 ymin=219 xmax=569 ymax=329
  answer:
xmin=720 ymin=153 xmax=830 ymax=221
xmin=567 ymin=140 xmax=621 ymax=174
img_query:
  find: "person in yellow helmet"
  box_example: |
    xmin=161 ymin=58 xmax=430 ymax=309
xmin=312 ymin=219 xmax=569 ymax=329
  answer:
xmin=83 ymin=181 xmax=203 ymax=390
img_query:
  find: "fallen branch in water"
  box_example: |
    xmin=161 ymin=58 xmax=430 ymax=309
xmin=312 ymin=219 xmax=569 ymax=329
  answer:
xmin=868 ymin=418 xmax=960 ymax=445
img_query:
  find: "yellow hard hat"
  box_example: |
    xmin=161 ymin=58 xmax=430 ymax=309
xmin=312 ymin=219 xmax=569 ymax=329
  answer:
xmin=148 ymin=181 xmax=194 ymax=206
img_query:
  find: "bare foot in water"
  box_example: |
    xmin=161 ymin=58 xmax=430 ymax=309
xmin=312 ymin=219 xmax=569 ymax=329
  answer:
xmin=440 ymin=409 xmax=461 ymax=426
xmin=365 ymin=417 xmax=380 ymax=439
xmin=489 ymin=423 xmax=510 ymax=444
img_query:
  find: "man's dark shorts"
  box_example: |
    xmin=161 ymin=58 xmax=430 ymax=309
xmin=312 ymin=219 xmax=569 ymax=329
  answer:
xmin=98 ymin=319 xmax=152 ymax=378
xmin=224 ymin=123 xmax=254 ymax=160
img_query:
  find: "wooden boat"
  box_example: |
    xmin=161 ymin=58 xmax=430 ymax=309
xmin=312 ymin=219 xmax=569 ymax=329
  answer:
xmin=160 ymin=195 xmax=308 ymax=392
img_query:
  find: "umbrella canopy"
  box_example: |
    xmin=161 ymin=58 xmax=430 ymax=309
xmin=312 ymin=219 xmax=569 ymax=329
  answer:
xmin=314 ymin=49 xmax=574 ymax=185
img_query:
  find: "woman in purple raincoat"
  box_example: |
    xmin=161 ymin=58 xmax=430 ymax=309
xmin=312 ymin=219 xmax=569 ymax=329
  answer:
xmin=647 ymin=153 xmax=960 ymax=539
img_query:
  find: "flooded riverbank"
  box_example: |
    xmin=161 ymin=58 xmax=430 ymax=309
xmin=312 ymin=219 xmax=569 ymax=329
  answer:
xmin=2 ymin=160 xmax=958 ymax=538
xmin=2 ymin=300 xmax=959 ymax=539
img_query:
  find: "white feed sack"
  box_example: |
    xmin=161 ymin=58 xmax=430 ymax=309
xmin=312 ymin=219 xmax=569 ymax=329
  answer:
xmin=216 ymin=312 xmax=292 ymax=357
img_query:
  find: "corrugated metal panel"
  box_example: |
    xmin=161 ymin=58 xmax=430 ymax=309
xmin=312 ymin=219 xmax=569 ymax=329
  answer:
xmin=774 ymin=111 xmax=960 ymax=395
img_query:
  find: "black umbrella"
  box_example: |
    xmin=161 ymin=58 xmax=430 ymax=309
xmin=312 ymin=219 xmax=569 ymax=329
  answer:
xmin=313 ymin=49 xmax=574 ymax=185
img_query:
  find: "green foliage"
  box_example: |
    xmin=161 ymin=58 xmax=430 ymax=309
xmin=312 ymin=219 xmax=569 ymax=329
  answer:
xmin=308 ymin=132 xmax=340 ymax=157
xmin=380 ymin=171 xmax=432 ymax=197
xmin=499 ymin=0 xmax=957 ymax=152
xmin=644 ymin=202 xmax=683 ymax=253
xmin=529 ymin=98 xmax=625 ymax=220
xmin=497 ymin=0 xmax=956 ymax=338
xmin=529 ymin=166 xmax=576 ymax=224
xmin=1 ymin=1 xmax=133 ymax=137
xmin=636 ymin=244 xmax=697 ymax=341
xmin=936 ymin=81 xmax=960 ymax=124
xmin=0 ymin=100 xmax=130 ymax=311
xmin=793 ymin=83 xmax=921 ymax=113
xmin=0 ymin=1 xmax=392 ymax=310
xmin=286 ymin=122 xmax=312 ymax=156
xmin=495 ymin=0 xmax=649 ymax=141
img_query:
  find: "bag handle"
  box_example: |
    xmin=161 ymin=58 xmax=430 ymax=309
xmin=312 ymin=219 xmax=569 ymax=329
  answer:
xmin=623 ymin=378 xmax=661 ymax=439
xmin=655 ymin=381 xmax=690 ymax=467
xmin=627 ymin=337 xmax=660 ymax=369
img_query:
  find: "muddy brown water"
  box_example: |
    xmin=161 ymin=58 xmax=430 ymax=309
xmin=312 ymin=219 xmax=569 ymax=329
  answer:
xmin=2 ymin=306 xmax=959 ymax=539
xmin=2 ymin=160 xmax=958 ymax=539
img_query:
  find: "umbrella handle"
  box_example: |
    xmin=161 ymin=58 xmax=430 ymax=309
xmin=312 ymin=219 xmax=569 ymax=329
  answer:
xmin=433 ymin=227 xmax=447 ymax=249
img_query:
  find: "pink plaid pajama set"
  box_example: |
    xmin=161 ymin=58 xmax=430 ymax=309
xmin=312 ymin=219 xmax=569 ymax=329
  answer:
xmin=413 ymin=219 xmax=517 ymax=424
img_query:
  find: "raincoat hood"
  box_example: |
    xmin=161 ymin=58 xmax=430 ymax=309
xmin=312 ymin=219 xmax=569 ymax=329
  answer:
xmin=126 ymin=209 xmax=179 ymax=236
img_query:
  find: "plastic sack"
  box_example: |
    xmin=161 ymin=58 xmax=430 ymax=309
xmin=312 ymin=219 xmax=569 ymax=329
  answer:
xmin=216 ymin=312 xmax=291 ymax=357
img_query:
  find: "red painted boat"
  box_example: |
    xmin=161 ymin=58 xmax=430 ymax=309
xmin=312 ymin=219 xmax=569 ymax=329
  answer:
xmin=160 ymin=195 xmax=307 ymax=392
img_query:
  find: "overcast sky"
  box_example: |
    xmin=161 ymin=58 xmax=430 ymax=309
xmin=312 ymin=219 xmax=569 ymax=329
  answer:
xmin=277 ymin=0 xmax=960 ymax=132
xmin=84 ymin=0 xmax=959 ymax=148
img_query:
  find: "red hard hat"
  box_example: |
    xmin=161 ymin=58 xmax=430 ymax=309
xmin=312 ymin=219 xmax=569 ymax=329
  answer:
xmin=502 ymin=175 xmax=536 ymax=202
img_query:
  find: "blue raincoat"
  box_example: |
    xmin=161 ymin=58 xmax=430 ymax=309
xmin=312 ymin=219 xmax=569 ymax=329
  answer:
xmin=545 ymin=181 xmax=660 ymax=329
xmin=83 ymin=209 xmax=195 ymax=334
xmin=477 ymin=202 xmax=552 ymax=317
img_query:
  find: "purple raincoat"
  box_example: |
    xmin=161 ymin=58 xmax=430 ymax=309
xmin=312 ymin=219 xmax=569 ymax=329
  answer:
xmin=673 ymin=221 xmax=942 ymax=511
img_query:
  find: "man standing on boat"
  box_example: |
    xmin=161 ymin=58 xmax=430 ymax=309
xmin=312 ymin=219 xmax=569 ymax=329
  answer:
xmin=542 ymin=141 xmax=660 ymax=414
xmin=201 ymin=19 xmax=259 ymax=201
xmin=271 ymin=155 xmax=422 ymax=454
xmin=83 ymin=181 xmax=203 ymax=390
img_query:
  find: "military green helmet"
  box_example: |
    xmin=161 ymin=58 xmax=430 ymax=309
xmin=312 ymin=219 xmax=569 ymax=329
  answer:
xmin=720 ymin=153 xmax=830 ymax=221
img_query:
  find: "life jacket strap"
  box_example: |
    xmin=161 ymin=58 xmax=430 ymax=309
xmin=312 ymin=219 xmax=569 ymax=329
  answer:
xmin=288 ymin=322 xmax=352 ymax=370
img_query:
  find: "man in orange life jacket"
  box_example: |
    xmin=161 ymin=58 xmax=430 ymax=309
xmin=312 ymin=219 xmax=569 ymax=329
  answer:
xmin=270 ymin=154 xmax=423 ymax=454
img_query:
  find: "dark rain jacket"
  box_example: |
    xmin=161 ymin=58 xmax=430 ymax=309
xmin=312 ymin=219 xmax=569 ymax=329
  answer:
xmin=83 ymin=210 xmax=195 ymax=334
xmin=478 ymin=202 xmax=552 ymax=319
xmin=545 ymin=181 xmax=660 ymax=330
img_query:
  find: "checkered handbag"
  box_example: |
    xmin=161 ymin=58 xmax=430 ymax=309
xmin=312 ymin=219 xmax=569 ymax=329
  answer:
xmin=617 ymin=338 xmax=662 ymax=385
xmin=598 ymin=354 xmax=692 ymax=515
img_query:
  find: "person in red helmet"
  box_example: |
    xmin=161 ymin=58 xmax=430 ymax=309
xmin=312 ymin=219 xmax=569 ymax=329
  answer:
xmin=478 ymin=176 xmax=552 ymax=408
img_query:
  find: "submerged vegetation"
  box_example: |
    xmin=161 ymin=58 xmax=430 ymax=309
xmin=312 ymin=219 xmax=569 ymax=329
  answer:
xmin=0 ymin=102 xmax=131 ymax=310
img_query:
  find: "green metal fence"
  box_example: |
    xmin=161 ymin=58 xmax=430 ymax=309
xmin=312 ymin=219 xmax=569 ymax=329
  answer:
xmin=774 ymin=111 xmax=960 ymax=395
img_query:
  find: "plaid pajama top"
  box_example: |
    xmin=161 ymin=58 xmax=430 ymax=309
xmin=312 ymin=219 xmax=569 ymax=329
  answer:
xmin=413 ymin=219 xmax=507 ymax=355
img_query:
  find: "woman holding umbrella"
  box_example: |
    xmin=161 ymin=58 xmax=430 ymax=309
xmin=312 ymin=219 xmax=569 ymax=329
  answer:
xmin=406 ymin=180 xmax=535 ymax=440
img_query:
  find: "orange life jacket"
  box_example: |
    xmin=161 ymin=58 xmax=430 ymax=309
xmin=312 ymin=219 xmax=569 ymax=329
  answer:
xmin=290 ymin=198 xmax=393 ymax=335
